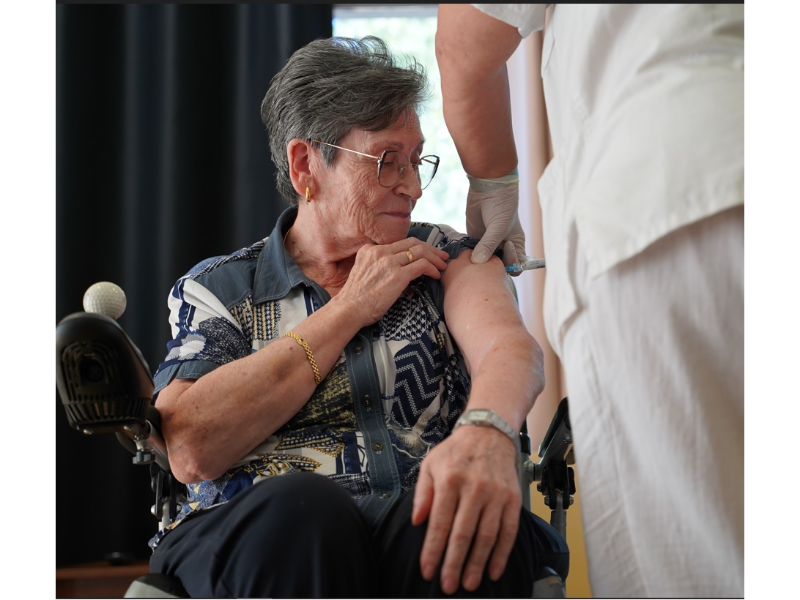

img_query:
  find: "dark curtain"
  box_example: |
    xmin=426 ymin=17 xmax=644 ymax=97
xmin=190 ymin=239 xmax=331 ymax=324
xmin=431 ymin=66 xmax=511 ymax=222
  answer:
xmin=56 ymin=3 xmax=332 ymax=567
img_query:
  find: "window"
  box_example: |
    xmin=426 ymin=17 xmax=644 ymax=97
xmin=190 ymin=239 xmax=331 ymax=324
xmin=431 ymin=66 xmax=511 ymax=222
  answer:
xmin=333 ymin=4 xmax=468 ymax=232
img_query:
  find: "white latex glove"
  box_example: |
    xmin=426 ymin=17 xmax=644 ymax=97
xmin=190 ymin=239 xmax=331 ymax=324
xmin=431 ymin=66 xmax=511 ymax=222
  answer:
xmin=465 ymin=178 xmax=527 ymax=272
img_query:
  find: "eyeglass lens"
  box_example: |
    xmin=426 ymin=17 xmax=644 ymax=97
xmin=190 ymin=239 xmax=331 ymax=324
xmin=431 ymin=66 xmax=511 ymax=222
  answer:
xmin=379 ymin=151 xmax=438 ymax=190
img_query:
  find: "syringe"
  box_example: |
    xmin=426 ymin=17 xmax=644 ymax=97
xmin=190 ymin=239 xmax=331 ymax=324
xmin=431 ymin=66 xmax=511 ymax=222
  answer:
xmin=506 ymin=255 xmax=546 ymax=274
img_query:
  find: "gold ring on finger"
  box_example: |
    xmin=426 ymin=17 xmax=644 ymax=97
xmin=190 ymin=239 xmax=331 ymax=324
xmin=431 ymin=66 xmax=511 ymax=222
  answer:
xmin=406 ymin=249 xmax=414 ymax=264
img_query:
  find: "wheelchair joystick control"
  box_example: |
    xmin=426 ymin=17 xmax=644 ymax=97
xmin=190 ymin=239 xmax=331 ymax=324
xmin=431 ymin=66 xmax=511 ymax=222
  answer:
xmin=57 ymin=282 xmax=178 ymax=500
xmin=57 ymin=284 xmax=190 ymax=598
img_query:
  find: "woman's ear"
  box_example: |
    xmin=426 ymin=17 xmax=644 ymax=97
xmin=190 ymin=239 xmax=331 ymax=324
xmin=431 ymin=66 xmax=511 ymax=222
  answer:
xmin=287 ymin=139 xmax=315 ymax=198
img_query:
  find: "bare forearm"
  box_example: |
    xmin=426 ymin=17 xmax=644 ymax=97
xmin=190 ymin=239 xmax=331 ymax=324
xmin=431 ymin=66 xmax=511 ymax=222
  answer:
xmin=159 ymin=298 xmax=362 ymax=482
xmin=442 ymin=251 xmax=544 ymax=432
xmin=440 ymin=62 xmax=517 ymax=177
xmin=436 ymin=4 xmax=522 ymax=177
xmin=465 ymin=331 xmax=544 ymax=432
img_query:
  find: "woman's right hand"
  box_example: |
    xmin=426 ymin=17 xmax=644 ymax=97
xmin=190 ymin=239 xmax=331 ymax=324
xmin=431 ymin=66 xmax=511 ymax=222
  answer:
xmin=335 ymin=237 xmax=450 ymax=328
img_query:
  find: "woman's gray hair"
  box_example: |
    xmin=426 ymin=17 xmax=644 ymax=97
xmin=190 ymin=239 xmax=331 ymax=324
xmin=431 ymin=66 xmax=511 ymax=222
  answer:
xmin=262 ymin=36 xmax=432 ymax=205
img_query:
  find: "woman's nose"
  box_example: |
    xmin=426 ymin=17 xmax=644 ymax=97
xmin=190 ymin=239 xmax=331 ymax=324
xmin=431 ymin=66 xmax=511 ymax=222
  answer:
xmin=396 ymin=166 xmax=423 ymax=199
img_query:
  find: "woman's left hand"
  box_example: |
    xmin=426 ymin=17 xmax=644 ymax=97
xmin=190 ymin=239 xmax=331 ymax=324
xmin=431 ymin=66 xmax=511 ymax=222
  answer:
xmin=412 ymin=424 xmax=521 ymax=594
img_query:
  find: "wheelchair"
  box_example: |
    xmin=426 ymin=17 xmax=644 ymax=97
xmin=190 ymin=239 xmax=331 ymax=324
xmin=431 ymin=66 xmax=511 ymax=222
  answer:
xmin=56 ymin=283 xmax=575 ymax=598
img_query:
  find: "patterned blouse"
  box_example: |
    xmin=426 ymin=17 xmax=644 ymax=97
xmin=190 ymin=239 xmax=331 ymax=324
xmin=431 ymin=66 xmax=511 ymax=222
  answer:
xmin=149 ymin=206 xmax=492 ymax=549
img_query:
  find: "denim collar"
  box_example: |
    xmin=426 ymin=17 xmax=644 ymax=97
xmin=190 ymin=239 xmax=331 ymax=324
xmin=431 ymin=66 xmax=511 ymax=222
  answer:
xmin=252 ymin=205 xmax=320 ymax=304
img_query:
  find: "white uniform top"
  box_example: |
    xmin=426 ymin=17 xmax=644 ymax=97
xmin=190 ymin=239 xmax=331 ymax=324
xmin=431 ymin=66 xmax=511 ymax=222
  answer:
xmin=473 ymin=4 xmax=744 ymax=353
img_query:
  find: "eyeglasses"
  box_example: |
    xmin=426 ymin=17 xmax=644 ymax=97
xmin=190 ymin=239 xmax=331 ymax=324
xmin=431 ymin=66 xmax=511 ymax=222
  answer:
xmin=312 ymin=139 xmax=440 ymax=190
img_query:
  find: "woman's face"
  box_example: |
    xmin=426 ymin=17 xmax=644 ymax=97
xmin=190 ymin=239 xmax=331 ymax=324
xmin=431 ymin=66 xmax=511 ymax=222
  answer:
xmin=314 ymin=112 xmax=426 ymax=246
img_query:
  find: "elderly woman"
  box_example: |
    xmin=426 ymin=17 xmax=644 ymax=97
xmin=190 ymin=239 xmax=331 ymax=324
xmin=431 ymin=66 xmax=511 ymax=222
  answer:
xmin=148 ymin=36 xmax=567 ymax=597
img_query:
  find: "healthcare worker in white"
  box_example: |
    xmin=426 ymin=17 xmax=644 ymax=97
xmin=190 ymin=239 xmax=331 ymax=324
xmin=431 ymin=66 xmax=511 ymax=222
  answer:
xmin=435 ymin=4 xmax=743 ymax=598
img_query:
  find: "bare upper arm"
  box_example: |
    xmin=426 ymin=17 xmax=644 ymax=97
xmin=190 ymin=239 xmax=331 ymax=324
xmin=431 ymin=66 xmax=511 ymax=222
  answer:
xmin=436 ymin=4 xmax=523 ymax=78
xmin=435 ymin=5 xmax=523 ymax=177
xmin=441 ymin=249 xmax=526 ymax=370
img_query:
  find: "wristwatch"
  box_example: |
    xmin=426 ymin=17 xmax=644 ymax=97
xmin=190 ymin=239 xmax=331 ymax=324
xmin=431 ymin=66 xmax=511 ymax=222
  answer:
xmin=454 ymin=409 xmax=520 ymax=452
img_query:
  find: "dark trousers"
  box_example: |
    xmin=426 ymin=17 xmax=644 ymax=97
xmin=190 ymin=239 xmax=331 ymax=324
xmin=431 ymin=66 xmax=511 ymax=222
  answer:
xmin=150 ymin=473 xmax=569 ymax=598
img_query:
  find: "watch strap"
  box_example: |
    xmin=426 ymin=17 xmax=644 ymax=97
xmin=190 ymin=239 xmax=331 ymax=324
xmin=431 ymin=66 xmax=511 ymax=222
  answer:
xmin=454 ymin=409 xmax=520 ymax=452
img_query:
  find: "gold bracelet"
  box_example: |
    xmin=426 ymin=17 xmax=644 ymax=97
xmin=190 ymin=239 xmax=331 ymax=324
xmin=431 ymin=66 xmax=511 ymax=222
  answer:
xmin=284 ymin=332 xmax=322 ymax=385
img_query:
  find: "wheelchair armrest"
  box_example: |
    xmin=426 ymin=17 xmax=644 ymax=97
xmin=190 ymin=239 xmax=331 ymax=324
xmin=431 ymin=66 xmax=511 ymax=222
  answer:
xmin=537 ymin=398 xmax=573 ymax=465
xmin=520 ymin=398 xmax=576 ymax=542
xmin=57 ymin=292 xmax=186 ymax=533
xmin=520 ymin=398 xmax=573 ymax=485
xmin=56 ymin=309 xmax=173 ymax=473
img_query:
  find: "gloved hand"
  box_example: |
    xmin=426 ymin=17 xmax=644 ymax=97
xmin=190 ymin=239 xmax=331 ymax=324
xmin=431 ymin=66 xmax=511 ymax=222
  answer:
xmin=465 ymin=172 xmax=527 ymax=272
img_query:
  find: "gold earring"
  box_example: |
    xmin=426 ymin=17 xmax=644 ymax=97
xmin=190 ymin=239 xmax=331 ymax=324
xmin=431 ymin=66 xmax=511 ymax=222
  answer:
xmin=305 ymin=187 xmax=313 ymax=203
